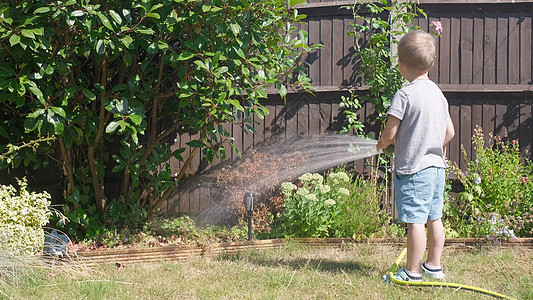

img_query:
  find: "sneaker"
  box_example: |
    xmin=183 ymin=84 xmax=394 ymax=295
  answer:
xmin=421 ymin=262 xmax=446 ymax=279
xmin=382 ymin=268 xmax=423 ymax=284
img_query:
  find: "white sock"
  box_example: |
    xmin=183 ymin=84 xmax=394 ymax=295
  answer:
xmin=424 ymin=263 xmax=441 ymax=270
xmin=405 ymin=269 xmax=422 ymax=277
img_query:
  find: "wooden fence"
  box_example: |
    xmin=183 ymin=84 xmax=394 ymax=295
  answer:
xmin=164 ymin=0 xmax=533 ymax=214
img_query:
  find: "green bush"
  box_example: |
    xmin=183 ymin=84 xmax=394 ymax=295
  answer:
xmin=445 ymin=126 xmax=533 ymax=238
xmin=273 ymin=169 xmax=391 ymax=239
xmin=0 ymin=178 xmax=51 ymax=255
xmin=0 ymin=0 xmax=318 ymax=240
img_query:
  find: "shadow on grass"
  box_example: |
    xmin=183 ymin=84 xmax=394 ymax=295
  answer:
xmin=216 ymin=252 xmax=372 ymax=276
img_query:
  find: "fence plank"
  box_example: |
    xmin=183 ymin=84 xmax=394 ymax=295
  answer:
xmin=482 ymin=101 xmax=496 ymax=144
xmin=427 ymin=15 xmax=439 ymax=81
xmin=449 ymin=100 xmax=460 ymax=167
xmin=460 ymin=13 xmax=473 ymax=85
xmin=520 ymin=11 xmax=532 ymax=85
xmin=264 ymin=102 xmax=277 ymax=140
xmin=232 ymin=114 xmax=243 ymax=161
xmin=495 ymin=103 xmax=508 ymax=138
xmin=309 ymin=96 xmax=321 ymax=136
xmin=484 ymin=12 xmax=497 ymax=84
xmin=320 ymin=98 xmax=333 ymax=132
xmin=297 ymin=94 xmax=309 ymax=136
xmin=343 ymin=15 xmax=356 ymax=86
xmin=460 ymin=100 xmax=472 ymax=170
xmin=439 ymin=16 xmax=451 ymax=84
xmin=497 ymin=12 xmax=509 ymax=84
xmin=332 ymin=16 xmax=345 ymax=86
xmin=450 ymin=15 xmax=461 ymax=85
xmin=520 ymin=102 xmax=532 ymax=154
xmin=308 ymin=16 xmax=321 ymax=86
xmin=321 ymin=17 xmax=332 ymax=86
xmin=472 ymin=13 xmax=484 ymax=84
xmin=509 ymin=12 xmax=521 ymax=84
xmin=508 ymin=100 xmax=521 ymax=141
xmin=472 ymin=99 xmax=483 ymax=161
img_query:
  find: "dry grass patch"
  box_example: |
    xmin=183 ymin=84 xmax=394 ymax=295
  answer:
xmin=1 ymin=243 xmax=532 ymax=299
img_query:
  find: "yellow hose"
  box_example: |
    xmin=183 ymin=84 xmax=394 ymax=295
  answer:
xmin=388 ymin=247 xmax=517 ymax=300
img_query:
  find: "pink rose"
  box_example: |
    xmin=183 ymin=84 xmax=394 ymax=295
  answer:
xmin=430 ymin=21 xmax=443 ymax=35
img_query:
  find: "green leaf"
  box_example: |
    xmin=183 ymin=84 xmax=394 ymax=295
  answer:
xmin=228 ymin=99 xmax=244 ymax=112
xmin=109 ymin=10 xmax=122 ymax=24
xmin=157 ymin=40 xmax=169 ymax=51
xmin=106 ymin=121 xmax=119 ymax=133
xmin=235 ymin=48 xmax=245 ymax=59
xmin=71 ymin=10 xmax=84 ymax=17
xmin=194 ymin=60 xmax=208 ymax=70
xmin=121 ymin=35 xmax=133 ymax=48
xmin=9 ymin=34 xmax=20 ymax=46
xmin=34 ymin=7 xmax=51 ymax=14
xmin=146 ymin=12 xmax=160 ymax=19
xmin=289 ymin=0 xmax=307 ymax=6
xmin=135 ymin=26 xmax=155 ymax=35
xmin=82 ymin=88 xmax=96 ymax=101
xmin=279 ymin=84 xmax=287 ymax=98
xmin=51 ymin=107 xmax=66 ymax=117
xmin=186 ymin=140 xmax=206 ymax=148
xmin=128 ymin=115 xmax=142 ymax=125
xmin=26 ymin=81 xmax=44 ymax=104
xmin=96 ymin=39 xmax=106 ymax=54
xmin=98 ymin=13 xmax=113 ymax=31
xmin=177 ymin=51 xmax=194 ymax=61
xmin=53 ymin=119 xmax=64 ymax=135
xmin=230 ymin=22 xmax=241 ymax=36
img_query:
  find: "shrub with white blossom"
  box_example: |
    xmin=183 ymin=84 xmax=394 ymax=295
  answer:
xmin=0 ymin=178 xmax=51 ymax=255
xmin=273 ymin=169 xmax=390 ymax=238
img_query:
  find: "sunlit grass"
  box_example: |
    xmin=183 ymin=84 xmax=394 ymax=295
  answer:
xmin=2 ymin=243 xmax=532 ymax=299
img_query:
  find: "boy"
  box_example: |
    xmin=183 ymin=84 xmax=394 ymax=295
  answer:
xmin=377 ymin=30 xmax=455 ymax=283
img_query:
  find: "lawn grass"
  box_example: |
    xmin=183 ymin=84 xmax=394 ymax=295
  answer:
xmin=1 ymin=242 xmax=532 ymax=299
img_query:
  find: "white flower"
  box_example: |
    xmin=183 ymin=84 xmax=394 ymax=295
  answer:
xmin=472 ymin=173 xmax=482 ymax=184
xmin=298 ymin=173 xmax=323 ymax=185
xmin=296 ymin=188 xmax=310 ymax=197
xmin=328 ymin=172 xmax=350 ymax=184
xmin=298 ymin=173 xmax=313 ymax=182
xmin=318 ymin=184 xmax=331 ymax=194
xmin=281 ymin=182 xmax=297 ymax=194
xmin=338 ymin=188 xmax=350 ymax=196
xmin=305 ymin=194 xmax=318 ymax=201
xmin=324 ymin=199 xmax=336 ymax=206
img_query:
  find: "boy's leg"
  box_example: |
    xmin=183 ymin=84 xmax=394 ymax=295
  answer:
xmin=426 ymin=218 xmax=445 ymax=267
xmin=406 ymin=223 xmax=425 ymax=274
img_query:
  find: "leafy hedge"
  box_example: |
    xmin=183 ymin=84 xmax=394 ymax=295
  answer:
xmin=0 ymin=0 xmax=316 ymax=239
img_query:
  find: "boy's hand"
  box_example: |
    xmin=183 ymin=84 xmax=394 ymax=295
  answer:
xmin=376 ymin=139 xmax=384 ymax=151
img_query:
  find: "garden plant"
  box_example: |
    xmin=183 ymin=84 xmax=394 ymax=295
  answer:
xmin=445 ymin=126 xmax=533 ymax=239
xmin=0 ymin=0 xmax=318 ymax=240
xmin=0 ymin=178 xmax=51 ymax=256
xmin=272 ymin=169 xmax=398 ymax=239
xmin=339 ymin=0 xmax=425 ymax=135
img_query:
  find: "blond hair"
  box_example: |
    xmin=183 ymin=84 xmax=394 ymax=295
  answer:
xmin=398 ymin=30 xmax=437 ymax=73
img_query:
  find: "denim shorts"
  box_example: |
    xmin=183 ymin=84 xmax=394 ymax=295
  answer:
xmin=394 ymin=167 xmax=445 ymax=224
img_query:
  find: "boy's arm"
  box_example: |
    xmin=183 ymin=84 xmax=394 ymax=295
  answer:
xmin=376 ymin=115 xmax=401 ymax=151
xmin=443 ymin=116 xmax=455 ymax=146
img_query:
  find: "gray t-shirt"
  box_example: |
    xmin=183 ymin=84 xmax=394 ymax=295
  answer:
xmin=387 ymin=79 xmax=449 ymax=175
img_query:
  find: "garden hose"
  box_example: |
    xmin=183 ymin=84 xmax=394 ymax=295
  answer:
xmin=388 ymin=248 xmax=517 ymax=300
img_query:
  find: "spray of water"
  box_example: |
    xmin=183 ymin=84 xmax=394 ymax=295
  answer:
xmin=174 ymin=133 xmax=383 ymax=226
